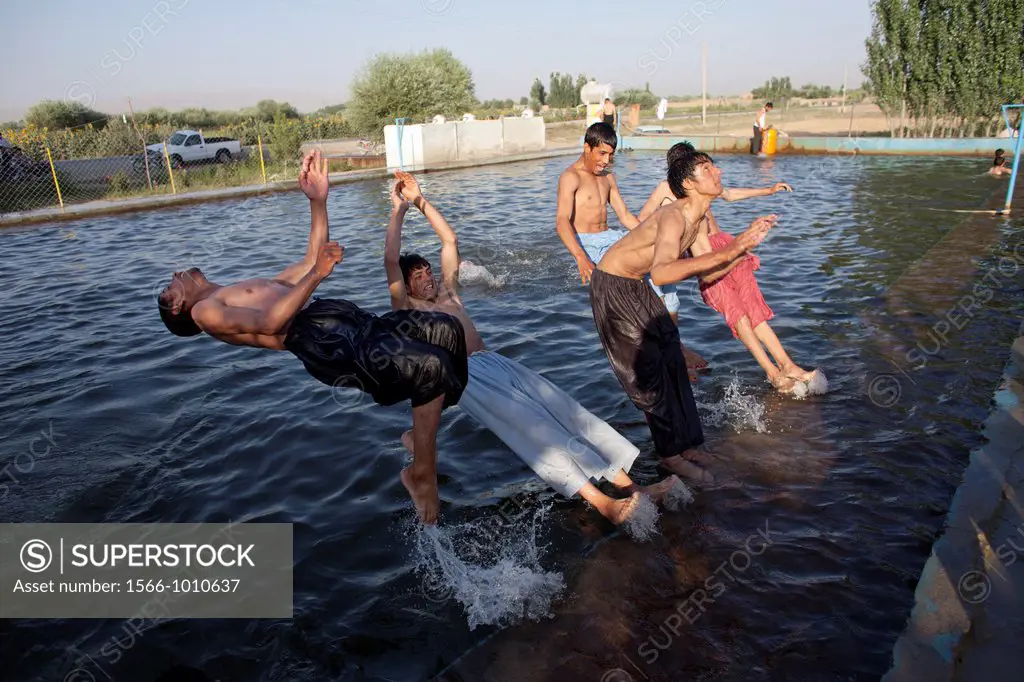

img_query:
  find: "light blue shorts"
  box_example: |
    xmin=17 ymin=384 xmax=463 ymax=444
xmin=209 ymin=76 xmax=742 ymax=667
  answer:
xmin=577 ymin=230 xmax=680 ymax=314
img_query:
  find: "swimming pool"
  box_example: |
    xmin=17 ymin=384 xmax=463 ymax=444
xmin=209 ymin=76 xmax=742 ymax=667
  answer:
xmin=0 ymin=152 xmax=1021 ymax=681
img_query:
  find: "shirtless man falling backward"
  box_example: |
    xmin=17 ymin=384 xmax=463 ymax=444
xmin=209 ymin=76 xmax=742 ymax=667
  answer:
xmin=156 ymin=150 xmax=468 ymax=524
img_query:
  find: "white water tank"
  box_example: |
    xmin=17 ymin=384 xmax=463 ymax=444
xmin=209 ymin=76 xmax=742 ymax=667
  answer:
xmin=580 ymin=80 xmax=614 ymax=105
xmin=462 ymin=113 xmax=476 ymax=122
xmin=432 ymin=114 xmax=446 ymax=124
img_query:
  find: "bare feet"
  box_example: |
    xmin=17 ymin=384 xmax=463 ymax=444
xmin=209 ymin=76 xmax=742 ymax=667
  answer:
xmin=780 ymin=363 xmax=815 ymax=383
xmin=400 ymin=467 xmax=440 ymax=525
xmin=681 ymin=447 xmax=714 ymax=466
xmin=769 ymin=373 xmax=800 ymax=394
xmin=604 ymin=492 xmax=641 ymax=525
xmin=401 ymin=429 xmax=415 ymax=454
xmin=637 ymin=475 xmax=683 ymax=504
xmin=659 ymin=455 xmax=716 ymax=485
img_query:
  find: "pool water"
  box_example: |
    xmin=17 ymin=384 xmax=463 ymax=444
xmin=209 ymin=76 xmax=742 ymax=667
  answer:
xmin=1 ymin=152 xmax=1021 ymax=682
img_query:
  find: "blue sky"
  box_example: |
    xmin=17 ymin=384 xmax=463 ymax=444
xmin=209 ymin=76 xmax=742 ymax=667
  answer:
xmin=3 ymin=0 xmax=873 ymax=119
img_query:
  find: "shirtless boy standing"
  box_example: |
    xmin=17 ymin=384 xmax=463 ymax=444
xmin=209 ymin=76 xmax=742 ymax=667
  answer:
xmin=588 ymin=144 xmax=776 ymax=483
xmin=556 ymin=123 xmax=703 ymax=370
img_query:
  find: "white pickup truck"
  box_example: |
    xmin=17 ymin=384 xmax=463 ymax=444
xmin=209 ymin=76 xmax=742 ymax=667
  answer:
xmin=148 ymin=130 xmax=241 ymax=168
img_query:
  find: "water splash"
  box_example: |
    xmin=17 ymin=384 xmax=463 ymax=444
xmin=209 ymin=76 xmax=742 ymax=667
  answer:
xmin=412 ymin=504 xmax=565 ymax=631
xmin=459 ymin=260 xmax=507 ymax=288
xmin=790 ymin=369 xmax=830 ymax=399
xmin=622 ymin=493 xmax=661 ymax=542
xmin=662 ymin=479 xmax=695 ymax=511
xmin=699 ymin=375 xmax=769 ymax=433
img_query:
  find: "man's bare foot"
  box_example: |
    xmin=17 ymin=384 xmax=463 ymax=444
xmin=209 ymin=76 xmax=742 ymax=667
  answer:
xmin=604 ymin=492 xmax=641 ymax=525
xmin=400 ymin=467 xmax=440 ymax=524
xmin=401 ymin=429 xmax=415 ymax=454
xmin=780 ymin=364 xmax=815 ymax=383
xmin=659 ymin=456 xmax=715 ymax=485
xmin=681 ymin=448 xmax=714 ymax=466
xmin=637 ymin=475 xmax=683 ymax=504
xmin=682 ymin=344 xmax=709 ymax=370
xmin=769 ymin=373 xmax=800 ymax=394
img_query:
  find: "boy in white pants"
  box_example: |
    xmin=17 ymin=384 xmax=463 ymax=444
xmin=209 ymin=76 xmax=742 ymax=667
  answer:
xmin=383 ymin=170 xmax=689 ymax=530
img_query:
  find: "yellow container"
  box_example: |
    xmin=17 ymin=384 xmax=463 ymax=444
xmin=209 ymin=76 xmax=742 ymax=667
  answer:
xmin=762 ymin=128 xmax=778 ymax=155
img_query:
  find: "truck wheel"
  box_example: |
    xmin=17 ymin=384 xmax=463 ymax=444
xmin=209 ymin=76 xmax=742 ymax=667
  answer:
xmin=170 ymin=155 xmax=184 ymax=169
xmin=215 ymin=150 xmax=232 ymax=164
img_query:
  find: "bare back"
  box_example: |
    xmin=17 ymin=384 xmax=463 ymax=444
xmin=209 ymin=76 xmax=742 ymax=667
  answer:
xmin=196 ymin=278 xmax=296 ymax=350
xmin=562 ymin=164 xmax=613 ymax=234
xmin=598 ymin=203 xmax=702 ymax=280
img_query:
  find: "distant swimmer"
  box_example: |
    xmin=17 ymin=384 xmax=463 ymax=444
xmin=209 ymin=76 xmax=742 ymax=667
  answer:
xmin=156 ymin=150 xmax=468 ymax=524
xmin=989 ymin=149 xmax=1013 ymax=177
xmin=588 ymin=145 xmax=777 ymax=484
xmin=385 ymin=170 xmax=688 ymax=532
xmin=555 ymin=122 xmax=707 ymax=375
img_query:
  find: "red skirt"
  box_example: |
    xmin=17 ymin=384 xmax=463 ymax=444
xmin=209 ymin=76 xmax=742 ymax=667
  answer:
xmin=699 ymin=232 xmax=774 ymax=338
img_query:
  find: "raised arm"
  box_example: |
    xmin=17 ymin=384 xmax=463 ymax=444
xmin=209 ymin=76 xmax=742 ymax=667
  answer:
xmin=385 ymin=180 xmax=411 ymax=311
xmin=396 ymin=171 xmax=460 ymax=295
xmin=194 ymin=243 xmax=342 ymax=337
xmin=650 ymin=212 xmax=775 ymax=286
xmin=555 ymin=169 xmax=594 ymax=284
xmin=720 ymin=182 xmax=792 ymax=202
xmin=275 ymin=150 xmax=330 ymax=285
xmin=608 ymin=174 xmax=640 ymax=229
xmin=638 ymin=180 xmax=676 ymax=221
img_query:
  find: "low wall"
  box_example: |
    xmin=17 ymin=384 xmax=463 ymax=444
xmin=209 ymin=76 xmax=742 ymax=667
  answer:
xmin=620 ymin=134 xmax=1016 ymax=156
xmin=384 ymin=118 xmax=546 ymax=170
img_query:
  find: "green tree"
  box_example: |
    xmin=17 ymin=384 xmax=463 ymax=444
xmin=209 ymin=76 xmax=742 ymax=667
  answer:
xmin=347 ymin=49 xmax=476 ymax=140
xmin=246 ymin=100 xmax=300 ymax=122
xmin=864 ymin=0 xmax=1023 ymax=138
xmin=269 ymin=110 xmax=303 ymax=164
xmin=25 ymin=100 xmax=109 ymax=130
xmin=519 ymin=96 xmax=528 ymax=106
xmin=530 ymin=78 xmax=547 ymax=107
xmin=575 ymin=74 xmax=589 ymax=105
xmin=313 ymin=103 xmax=347 ymax=116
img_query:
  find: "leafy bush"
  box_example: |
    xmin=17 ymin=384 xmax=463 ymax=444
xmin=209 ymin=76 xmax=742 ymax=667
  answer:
xmin=25 ymin=100 xmax=108 ymax=130
xmin=347 ymin=48 xmax=476 ymax=140
xmin=269 ymin=111 xmax=303 ymax=165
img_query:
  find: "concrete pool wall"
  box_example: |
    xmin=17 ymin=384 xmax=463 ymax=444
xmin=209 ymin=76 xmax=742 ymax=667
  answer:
xmin=621 ymin=135 xmax=1015 ymax=156
xmin=883 ymin=333 xmax=1024 ymax=681
xmin=383 ymin=118 xmax=546 ymax=171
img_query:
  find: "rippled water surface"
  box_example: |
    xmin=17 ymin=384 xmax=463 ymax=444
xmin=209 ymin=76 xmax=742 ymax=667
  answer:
xmin=1 ymin=152 xmax=1022 ymax=682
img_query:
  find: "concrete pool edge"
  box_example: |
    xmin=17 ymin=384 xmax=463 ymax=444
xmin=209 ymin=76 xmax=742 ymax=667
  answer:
xmin=620 ymin=134 xmax=1014 ymax=156
xmin=882 ymin=334 xmax=1024 ymax=681
xmin=0 ymin=147 xmax=579 ymax=229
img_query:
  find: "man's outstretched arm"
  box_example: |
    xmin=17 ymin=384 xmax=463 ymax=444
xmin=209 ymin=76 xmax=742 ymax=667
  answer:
xmin=385 ymin=181 xmax=411 ymax=311
xmin=720 ymin=182 xmax=792 ymax=202
xmin=276 ymin=150 xmax=330 ymax=284
xmin=396 ymin=171 xmax=461 ymax=295
xmin=608 ymin=174 xmax=640 ymax=229
xmin=555 ymin=170 xmax=594 ymax=284
xmin=195 ymin=243 xmax=343 ymax=336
